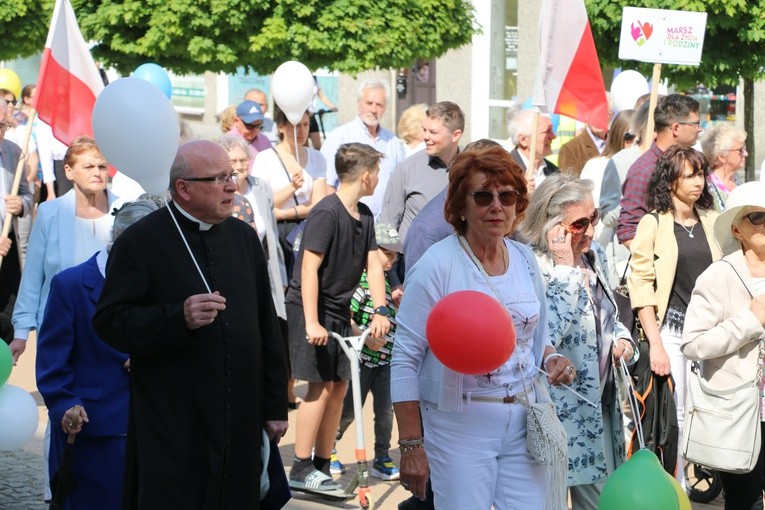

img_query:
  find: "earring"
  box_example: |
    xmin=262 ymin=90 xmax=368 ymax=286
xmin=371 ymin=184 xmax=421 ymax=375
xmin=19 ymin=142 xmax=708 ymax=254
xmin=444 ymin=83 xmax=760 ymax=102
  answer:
xmin=460 ymin=216 xmax=465 ymax=221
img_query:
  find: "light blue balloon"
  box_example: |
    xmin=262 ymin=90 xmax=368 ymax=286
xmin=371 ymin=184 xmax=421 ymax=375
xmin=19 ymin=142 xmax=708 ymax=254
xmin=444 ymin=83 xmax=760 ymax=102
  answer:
xmin=133 ymin=63 xmax=172 ymax=99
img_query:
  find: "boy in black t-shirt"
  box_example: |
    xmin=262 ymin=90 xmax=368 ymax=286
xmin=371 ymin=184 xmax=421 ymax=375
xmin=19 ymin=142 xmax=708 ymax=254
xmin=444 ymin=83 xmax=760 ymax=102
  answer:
xmin=286 ymin=143 xmax=391 ymax=492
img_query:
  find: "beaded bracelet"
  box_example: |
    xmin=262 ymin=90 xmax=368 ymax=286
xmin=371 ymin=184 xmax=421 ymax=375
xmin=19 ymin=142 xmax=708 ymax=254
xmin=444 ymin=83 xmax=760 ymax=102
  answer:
xmin=400 ymin=443 xmax=423 ymax=453
xmin=398 ymin=437 xmax=424 ymax=453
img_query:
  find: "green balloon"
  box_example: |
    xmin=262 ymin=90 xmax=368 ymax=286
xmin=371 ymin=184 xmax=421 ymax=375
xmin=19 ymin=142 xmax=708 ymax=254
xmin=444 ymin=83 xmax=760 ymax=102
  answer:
xmin=599 ymin=449 xmax=679 ymax=510
xmin=0 ymin=342 xmax=12 ymax=386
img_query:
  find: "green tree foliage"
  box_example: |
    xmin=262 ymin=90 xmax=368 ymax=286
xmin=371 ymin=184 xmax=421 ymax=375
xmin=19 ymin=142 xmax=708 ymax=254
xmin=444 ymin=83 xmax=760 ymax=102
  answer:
xmin=2 ymin=0 xmax=477 ymax=76
xmin=0 ymin=0 xmax=50 ymax=59
xmin=586 ymin=0 xmax=765 ymax=90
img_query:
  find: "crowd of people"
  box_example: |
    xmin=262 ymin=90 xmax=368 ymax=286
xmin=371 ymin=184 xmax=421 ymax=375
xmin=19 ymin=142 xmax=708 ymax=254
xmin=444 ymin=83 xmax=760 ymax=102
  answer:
xmin=2 ymin=73 xmax=764 ymax=510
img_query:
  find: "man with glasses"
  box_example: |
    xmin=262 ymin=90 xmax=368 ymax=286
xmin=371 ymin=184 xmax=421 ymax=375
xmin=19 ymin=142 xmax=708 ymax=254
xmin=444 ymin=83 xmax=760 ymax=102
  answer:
xmin=229 ymin=99 xmax=272 ymax=161
xmin=0 ymin=98 xmax=33 ymax=349
xmin=617 ymin=94 xmax=702 ymax=247
xmin=94 ymin=139 xmax=288 ymax=508
xmin=245 ymin=88 xmax=280 ymax=145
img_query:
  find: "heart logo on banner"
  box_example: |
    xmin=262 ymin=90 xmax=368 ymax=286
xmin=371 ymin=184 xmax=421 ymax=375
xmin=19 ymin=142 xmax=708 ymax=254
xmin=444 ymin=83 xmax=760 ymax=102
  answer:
xmin=631 ymin=20 xmax=654 ymax=46
xmin=631 ymin=22 xmax=642 ymax=42
xmin=641 ymin=22 xmax=654 ymax=40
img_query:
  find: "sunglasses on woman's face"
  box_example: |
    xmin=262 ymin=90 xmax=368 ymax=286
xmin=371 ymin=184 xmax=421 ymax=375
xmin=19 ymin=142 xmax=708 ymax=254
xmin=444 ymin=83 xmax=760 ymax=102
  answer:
xmin=470 ymin=190 xmax=520 ymax=207
xmin=563 ymin=209 xmax=600 ymax=235
xmin=744 ymin=211 xmax=765 ymax=226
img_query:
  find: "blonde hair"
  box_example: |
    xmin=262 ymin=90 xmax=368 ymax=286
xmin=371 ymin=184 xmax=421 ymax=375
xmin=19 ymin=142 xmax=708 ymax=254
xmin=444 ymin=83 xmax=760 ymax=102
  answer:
xmin=397 ymin=104 xmax=427 ymax=144
xmin=219 ymin=105 xmax=237 ymax=134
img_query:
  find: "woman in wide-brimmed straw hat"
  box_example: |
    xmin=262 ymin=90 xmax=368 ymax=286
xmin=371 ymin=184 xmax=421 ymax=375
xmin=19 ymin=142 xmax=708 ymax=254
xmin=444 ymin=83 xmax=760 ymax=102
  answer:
xmin=682 ymin=181 xmax=765 ymax=509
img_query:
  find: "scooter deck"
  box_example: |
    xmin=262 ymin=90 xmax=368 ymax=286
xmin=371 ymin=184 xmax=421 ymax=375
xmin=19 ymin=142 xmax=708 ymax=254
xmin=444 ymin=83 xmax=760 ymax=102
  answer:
xmin=290 ymin=485 xmax=356 ymax=501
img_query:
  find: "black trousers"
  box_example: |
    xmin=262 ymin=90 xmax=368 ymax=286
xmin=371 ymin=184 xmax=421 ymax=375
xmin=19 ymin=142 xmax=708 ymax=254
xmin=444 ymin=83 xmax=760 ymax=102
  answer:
xmin=720 ymin=422 xmax=765 ymax=510
xmin=0 ymin=228 xmax=21 ymax=343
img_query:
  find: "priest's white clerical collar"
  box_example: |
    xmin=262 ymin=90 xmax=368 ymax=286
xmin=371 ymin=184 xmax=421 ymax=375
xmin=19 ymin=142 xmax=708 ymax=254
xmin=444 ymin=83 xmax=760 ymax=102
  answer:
xmin=174 ymin=202 xmax=213 ymax=231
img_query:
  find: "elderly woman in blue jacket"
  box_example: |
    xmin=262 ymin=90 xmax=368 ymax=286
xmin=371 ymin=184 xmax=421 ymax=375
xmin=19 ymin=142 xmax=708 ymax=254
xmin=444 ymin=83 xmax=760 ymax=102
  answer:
xmin=520 ymin=174 xmax=636 ymax=510
xmin=36 ymin=199 xmax=160 ymax=510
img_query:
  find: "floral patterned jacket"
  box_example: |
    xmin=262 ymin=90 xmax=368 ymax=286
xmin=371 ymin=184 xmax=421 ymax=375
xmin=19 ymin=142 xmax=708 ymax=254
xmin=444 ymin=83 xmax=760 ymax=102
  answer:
xmin=533 ymin=241 xmax=632 ymax=486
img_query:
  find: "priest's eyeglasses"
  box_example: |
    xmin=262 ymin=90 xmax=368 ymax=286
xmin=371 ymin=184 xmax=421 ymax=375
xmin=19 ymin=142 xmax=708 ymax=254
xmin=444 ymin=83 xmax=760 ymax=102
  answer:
xmin=182 ymin=172 xmax=238 ymax=185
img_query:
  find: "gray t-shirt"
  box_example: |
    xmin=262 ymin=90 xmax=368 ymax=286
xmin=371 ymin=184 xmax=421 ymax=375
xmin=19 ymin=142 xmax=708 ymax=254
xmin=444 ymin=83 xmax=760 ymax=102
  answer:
xmin=379 ymin=150 xmax=449 ymax=241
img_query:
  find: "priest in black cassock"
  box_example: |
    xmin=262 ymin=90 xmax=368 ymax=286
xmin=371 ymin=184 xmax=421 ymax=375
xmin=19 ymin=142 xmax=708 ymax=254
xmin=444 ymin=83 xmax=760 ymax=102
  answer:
xmin=93 ymin=140 xmax=289 ymax=509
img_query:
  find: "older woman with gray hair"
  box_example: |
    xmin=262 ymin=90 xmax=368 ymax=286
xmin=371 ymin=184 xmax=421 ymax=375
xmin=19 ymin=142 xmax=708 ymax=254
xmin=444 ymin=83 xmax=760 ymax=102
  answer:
xmin=36 ymin=198 xmax=161 ymax=510
xmin=520 ymin=174 xmax=635 ymax=510
xmin=700 ymin=123 xmax=747 ymax=211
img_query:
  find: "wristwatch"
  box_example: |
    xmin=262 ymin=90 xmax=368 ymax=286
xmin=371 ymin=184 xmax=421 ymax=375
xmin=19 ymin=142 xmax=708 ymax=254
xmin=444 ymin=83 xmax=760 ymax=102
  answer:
xmin=373 ymin=306 xmax=389 ymax=317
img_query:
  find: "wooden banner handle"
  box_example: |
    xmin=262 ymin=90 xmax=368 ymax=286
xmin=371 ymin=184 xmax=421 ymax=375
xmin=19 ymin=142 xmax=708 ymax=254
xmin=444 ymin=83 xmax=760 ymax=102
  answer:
xmin=0 ymin=109 xmax=37 ymax=269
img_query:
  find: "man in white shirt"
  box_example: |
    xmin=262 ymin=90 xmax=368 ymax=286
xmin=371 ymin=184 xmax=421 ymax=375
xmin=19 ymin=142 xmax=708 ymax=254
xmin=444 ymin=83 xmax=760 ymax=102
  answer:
xmin=320 ymin=80 xmax=404 ymax=218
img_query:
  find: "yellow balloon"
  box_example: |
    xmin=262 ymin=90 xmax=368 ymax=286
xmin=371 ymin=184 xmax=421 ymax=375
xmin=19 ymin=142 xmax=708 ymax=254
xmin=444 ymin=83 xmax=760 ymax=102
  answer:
xmin=0 ymin=69 xmax=22 ymax=100
xmin=669 ymin=475 xmax=692 ymax=510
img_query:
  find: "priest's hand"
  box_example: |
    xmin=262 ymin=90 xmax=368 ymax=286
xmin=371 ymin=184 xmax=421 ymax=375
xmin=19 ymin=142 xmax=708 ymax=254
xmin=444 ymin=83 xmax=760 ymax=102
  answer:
xmin=184 ymin=292 xmax=226 ymax=329
xmin=265 ymin=420 xmax=289 ymax=444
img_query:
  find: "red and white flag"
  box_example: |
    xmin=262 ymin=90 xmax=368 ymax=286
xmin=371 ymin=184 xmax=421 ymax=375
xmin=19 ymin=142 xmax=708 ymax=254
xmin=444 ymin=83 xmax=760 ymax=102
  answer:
xmin=34 ymin=0 xmax=104 ymax=145
xmin=532 ymin=0 xmax=609 ymax=131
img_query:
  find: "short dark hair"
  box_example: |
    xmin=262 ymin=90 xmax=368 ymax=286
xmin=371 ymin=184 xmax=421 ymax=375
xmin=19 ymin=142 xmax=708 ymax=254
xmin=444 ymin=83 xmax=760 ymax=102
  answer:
xmin=335 ymin=143 xmax=384 ymax=183
xmin=463 ymin=139 xmax=502 ymax=153
xmin=654 ymin=94 xmax=700 ymax=132
xmin=425 ymin=101 xmax=465 ymax=133
xmin=647 ymin=145 xmax=713 ymax=213
xmin=444 ymin=146 xmax=528 ymax=236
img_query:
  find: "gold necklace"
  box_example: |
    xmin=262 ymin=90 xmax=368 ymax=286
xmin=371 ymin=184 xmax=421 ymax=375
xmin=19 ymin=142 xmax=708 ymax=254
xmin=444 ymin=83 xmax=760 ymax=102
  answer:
xmin=484 ymin=244 xmax=508 ymax=277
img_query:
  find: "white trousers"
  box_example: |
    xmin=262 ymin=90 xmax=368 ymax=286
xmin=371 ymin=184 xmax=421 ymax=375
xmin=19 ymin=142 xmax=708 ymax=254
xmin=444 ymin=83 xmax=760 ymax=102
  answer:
xmin=661 ymin=324 xmax=688 ymax=487
xmin=421 ymin=395 xmax=549 ymax=510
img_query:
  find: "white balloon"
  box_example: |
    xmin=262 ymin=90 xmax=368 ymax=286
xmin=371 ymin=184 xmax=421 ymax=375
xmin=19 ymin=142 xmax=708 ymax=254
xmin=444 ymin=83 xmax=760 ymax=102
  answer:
xmin=610 ymin=70 xmax=650 ymax=112
xmin=271 ymin=61 xmax=315 ymax=125
xmin=0 ymin=384 xmax=39 ymax=451
xmin=93 ymin=77 xmax=180 ymax=196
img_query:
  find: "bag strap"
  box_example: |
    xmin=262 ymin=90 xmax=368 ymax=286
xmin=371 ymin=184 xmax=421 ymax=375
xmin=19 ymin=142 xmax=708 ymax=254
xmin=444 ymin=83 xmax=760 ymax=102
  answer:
xmin=273 ymin=148 xmax=300 ymax=207
xmin=619 ymin=254 xmax=631 ymax=285
xmin=720 ymin=259 xmax=754 ymax=299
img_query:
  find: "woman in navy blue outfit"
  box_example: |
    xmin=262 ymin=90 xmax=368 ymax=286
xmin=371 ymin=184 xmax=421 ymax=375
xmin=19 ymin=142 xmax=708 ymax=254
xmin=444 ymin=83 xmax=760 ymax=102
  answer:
xmin=36 ymin=199 xmax=159 ymax=509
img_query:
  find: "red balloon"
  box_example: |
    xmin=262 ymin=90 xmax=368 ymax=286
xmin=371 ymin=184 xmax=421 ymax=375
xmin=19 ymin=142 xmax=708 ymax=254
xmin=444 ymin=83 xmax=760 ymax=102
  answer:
xmin=426 ymin=290 xmax=516 ymax=375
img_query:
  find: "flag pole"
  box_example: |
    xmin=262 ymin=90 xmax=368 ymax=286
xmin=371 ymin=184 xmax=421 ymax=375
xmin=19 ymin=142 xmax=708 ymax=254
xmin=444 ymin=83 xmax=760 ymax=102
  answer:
xmin=642 ymin=63 xmax=662 ymax=152
xmin=527 ymin=108 xmax=541 ymax=186
xmin=0 ymin=110 xmax=37 ymax=269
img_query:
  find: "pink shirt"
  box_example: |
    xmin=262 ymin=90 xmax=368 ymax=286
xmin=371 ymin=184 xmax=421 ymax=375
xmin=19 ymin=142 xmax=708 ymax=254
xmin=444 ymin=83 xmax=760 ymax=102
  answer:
xmin=227 ymin=128 xmax=273 ymax=164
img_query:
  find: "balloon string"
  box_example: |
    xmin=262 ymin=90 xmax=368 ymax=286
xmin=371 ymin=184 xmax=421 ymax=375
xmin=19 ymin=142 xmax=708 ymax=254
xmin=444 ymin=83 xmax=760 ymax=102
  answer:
xmin=293 ymin=125 xmax=300 ymax=168
xmin=535 ymin=366 xmax=598 ymax=408
xmin=166 ymin=201 xmax=212 ymax=293
xmin=617 ymin=354 xmax=646 ymax=450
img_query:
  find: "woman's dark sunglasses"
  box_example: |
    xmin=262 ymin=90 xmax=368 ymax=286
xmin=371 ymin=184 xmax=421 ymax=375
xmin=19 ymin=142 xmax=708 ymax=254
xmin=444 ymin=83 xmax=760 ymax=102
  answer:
xmin=470 ymin=190 xmax=520 ymax=207
xmin=744 ymin=211 xmax=765 ymax=226
xmin=624 ymin=132 xmax=637 ymax=142
xmin=563 ymin=209 xmax=600 ymax=235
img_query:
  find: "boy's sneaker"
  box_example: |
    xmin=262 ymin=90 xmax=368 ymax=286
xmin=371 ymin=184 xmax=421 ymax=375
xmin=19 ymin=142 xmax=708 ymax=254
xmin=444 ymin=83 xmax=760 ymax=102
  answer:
xmin=329 ymin=449 xmax=346 ymax=475
xmin=371 ymin=456 xmax=400 ymax=481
